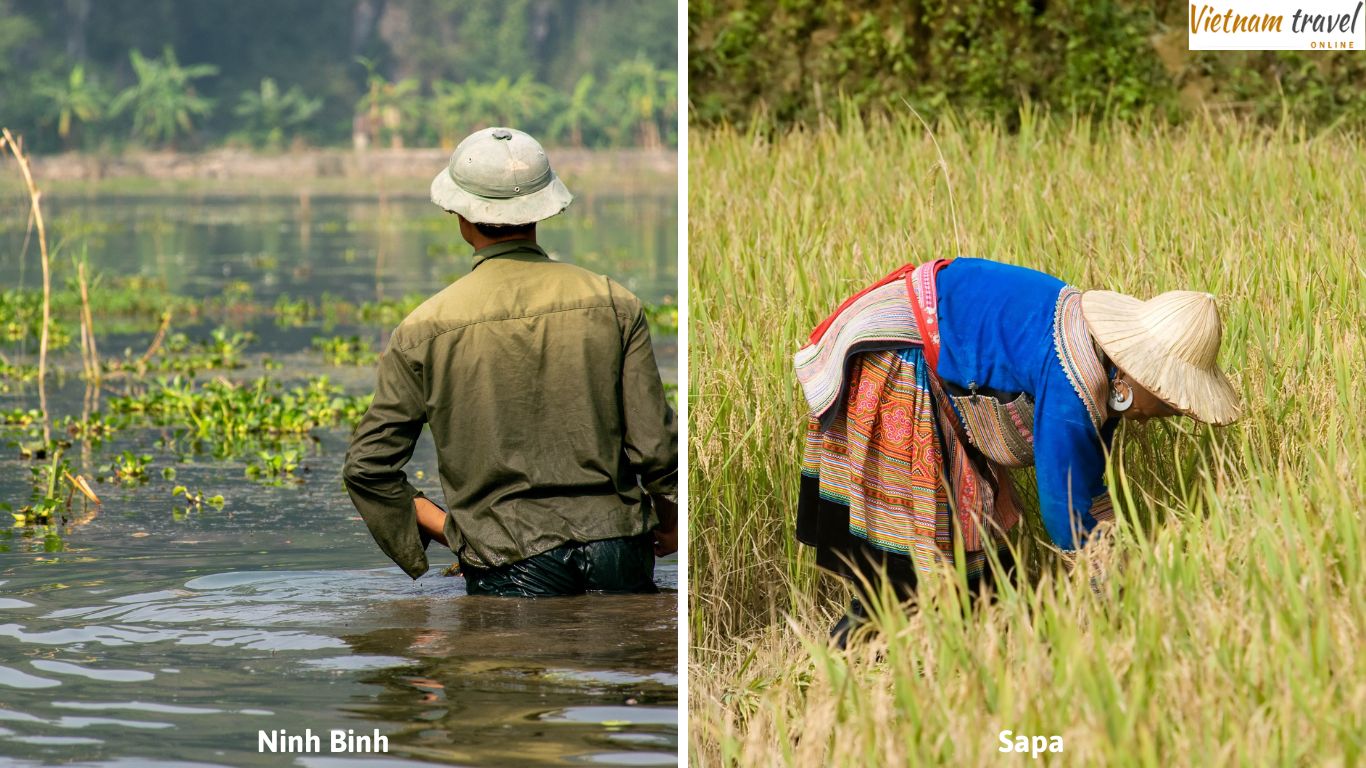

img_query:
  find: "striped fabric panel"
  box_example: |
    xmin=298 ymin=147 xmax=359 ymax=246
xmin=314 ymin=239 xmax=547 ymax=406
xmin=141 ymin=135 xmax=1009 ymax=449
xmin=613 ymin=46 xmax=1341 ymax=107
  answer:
xmin=948 ymin=393 xmax=1036 ymax=468
xmin=806 ymin=348 xmax=1023 ymax=582
xmin=794 ymin=281 xmax=920 ymax=420
xmin=801 ymin=414 xmax=824 ymax=477
xmin=1052 ymin=287 xmax=1110 ymax=432
xmin=840 ymin=350 xmax=942 ymax=567
xmin=1090 ymin=492 xmax=1114 ymax=523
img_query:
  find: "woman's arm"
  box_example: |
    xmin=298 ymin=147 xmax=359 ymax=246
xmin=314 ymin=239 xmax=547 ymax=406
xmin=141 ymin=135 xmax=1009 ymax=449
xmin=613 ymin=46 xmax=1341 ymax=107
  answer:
xmin=1031 ymin=377 xmax=1113 ymax=551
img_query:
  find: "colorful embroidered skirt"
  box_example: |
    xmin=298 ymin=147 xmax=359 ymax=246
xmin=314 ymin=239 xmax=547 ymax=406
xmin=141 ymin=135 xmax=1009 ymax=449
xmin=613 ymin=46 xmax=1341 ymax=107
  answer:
xmin=796 ymin=347 xmax=1020 ymax=589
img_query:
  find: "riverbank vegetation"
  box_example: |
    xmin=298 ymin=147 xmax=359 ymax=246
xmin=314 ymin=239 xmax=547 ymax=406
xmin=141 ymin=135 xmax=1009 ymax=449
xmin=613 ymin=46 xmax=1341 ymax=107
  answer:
xmin=688 ymin=111 xmax=1364 ymax=765
xmin=689 ymin=0 xmax=1366 ymax=132
xmin=0 ymin=0 xmax=676 ymax=153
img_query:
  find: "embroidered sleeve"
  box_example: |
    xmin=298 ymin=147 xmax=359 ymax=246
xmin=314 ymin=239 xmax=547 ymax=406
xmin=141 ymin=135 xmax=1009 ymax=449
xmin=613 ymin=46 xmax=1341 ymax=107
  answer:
xmin=794 ymin=282 xmax=919 ymax=420
xmin=1051 ymin=287 xmax=1109 ymax=432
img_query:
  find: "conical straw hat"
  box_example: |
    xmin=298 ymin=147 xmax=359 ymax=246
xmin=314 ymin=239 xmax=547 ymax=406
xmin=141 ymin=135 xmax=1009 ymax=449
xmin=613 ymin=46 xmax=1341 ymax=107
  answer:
xmin=1080 ymin=289 xmax=1241 ymax=425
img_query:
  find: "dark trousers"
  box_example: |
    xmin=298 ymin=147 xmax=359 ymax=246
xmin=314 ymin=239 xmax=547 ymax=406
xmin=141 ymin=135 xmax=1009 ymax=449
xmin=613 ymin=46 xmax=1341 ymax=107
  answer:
xmin=462 ymin=532 xmax=658 ymax=597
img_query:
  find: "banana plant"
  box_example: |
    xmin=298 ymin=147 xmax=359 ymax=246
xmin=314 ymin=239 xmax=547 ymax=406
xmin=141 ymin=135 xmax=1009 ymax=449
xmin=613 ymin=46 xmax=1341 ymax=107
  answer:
xmin=34 ymin=65 xmax=106 ymax=147
xmin=109 ymin=47 xmax=218 ymax=147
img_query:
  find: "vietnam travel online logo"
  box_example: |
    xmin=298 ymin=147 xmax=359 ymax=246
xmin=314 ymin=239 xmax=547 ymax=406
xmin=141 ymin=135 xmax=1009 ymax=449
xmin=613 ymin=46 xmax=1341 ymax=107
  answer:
xmin=1190 ymin=0 xmax=1364 ymax=49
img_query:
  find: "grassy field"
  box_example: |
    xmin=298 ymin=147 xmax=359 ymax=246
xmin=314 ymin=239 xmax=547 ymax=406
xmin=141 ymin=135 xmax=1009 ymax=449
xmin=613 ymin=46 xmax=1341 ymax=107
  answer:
xmin=687 ymin=112 xmax=1365 ymax=766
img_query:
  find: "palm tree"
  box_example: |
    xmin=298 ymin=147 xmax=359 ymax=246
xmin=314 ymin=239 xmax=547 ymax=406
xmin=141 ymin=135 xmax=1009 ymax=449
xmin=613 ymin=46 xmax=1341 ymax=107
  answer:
xmin=504 ymin=73 xmax=554 ymax=131
xmin=429 ymin=79 xmax=471 ymax=147
xmin=604 ymin=55 xmax=676 ymax=149
xmin=355 ymin=57 xmax=420 ymax=149
xmin=234 ymin=78 xmax=322 ymax=150
xmin=109 ymin=47 xmax=218 ymax=147
xmin=550 ymin=74 xmax=596 ymax=147
xmin=34 ymin=65 xmax=105 ymax=148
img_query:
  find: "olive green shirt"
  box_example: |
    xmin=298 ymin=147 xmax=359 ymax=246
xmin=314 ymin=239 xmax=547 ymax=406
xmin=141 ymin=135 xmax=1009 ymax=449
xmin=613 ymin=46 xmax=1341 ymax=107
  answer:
xmin=342 ymin=240 xmax=677 ymax=578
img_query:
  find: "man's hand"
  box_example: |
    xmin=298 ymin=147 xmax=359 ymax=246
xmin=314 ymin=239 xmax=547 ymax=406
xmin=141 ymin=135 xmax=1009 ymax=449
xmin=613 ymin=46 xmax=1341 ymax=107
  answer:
xmin=651 ymin=495 xmax=678 ymax=557
xmin=415 ymin=495 xmax=449 ymax=548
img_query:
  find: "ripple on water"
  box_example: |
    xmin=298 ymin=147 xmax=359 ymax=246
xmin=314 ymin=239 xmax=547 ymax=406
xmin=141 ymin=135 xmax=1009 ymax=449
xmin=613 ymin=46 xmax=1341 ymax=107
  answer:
xmin=299 ymin=655 xmax=412 ymax=672
xmin=541 ymin=705 xmax=678 ymax=726
xmin=296 ymin=757 xmax=455 ymax=768
xmin=53 ymin=701 xmax=224 ymax=715
xmin=7 ymin=735 xmax=104 ymax=745
xmin=0 ymin=622 xmax=345 ymax=651
xmin=37 ymin=569 xmax=463 ymax=631
xmin=544 ymin=668 xmax=679 ymax=687
xmin=31 ymin=660 xmax=156 ymax=682
xmin=0 ymin=598 xmax=35 ymax=610
xmin=576 ymin=752 xmax=678 ymax=766
xmin=54 ymin=715 xmax=175 ymax=730
xmin=0 ymin=665 xmax=60 ymax=689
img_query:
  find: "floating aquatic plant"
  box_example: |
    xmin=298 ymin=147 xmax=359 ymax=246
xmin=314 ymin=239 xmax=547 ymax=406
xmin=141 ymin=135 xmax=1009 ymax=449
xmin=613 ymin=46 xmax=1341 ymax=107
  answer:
xmin=106 ymin=451 xmax=153 ymax=485
xmin=107 ymin=374 xmax=370 ymax=454
xmin=312 ymin=335 xmax=377 ymax=366
xmin=171 ymin=485 xmax=225 ymax=514
xmin=245 ymin=447 xmax=305 ymax=485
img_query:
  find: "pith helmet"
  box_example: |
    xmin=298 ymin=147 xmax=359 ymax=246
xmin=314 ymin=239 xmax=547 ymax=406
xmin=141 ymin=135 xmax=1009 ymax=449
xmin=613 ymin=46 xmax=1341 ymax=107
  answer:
xmin=430 ymin=127 xmax=573 ymax=225
xmin=1081 ymin=289 xmax=1241 ymax=425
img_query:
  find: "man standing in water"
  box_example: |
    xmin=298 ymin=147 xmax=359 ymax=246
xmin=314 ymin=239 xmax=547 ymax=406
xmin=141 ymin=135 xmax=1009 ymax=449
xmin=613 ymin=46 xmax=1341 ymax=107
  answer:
xmin=343 ymin=127 xmax=678 ymax=596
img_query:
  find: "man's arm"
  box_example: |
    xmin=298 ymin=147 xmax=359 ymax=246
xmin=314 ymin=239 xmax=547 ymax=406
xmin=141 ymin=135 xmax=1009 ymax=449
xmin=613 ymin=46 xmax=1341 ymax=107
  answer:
xmin=415 ymin=495 xmax=448 ymax=548
xmin=617 ymin=292 xmax=679 ymax=552
xmin=651 ymin=495 xmax=678 ymax=557
xmin=342 ymin=344 xmax=430 ymax=579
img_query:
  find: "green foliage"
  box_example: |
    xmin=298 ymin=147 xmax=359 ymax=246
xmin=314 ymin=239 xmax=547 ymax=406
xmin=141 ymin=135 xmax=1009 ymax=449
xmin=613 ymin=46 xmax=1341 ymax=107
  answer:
xmin=107 ymin=374 xmax=371 ymax=454
xmin=272 ymin=294 xmax=315 ymax=327
xmin=311 ymin=335 xmax=377 ymax=366
xmin=425 ymin=74 xmax=554 ymax=146
xmin=106 ymin=451 xmax=153 ymax=485
xmin=689 ymin=0 xmax=1366 ymax=131
xmin=108 ymin=47 xmax=219 ymax=146
xmin=105 ymin=326 xmax=256 ymax=376
xmin=355 ymin=56 xmax=422 ymax=149
xmin=0 ymin=289 xmax=75 ymax=352
xmin=14 ymin=448 xmax=71 ymax=526
xmin=33 ymin=65 xmax=106 ymax=144
xmin=2 ymin=1 xmax=676 ymax=150
xmin=603 ymin=55 xmax=677 ymax=149
xmin=356 ymin=293 xmax=427 ymax=326
xmin=644 ymin=303 xmax=678 ymax=337
xmin=233 ymin=78 xmax=322 ymax=150
xmin=244 ymin=447 xmax=304 ymax=485
xmin=171 ymin=485 xmax=225 ymax=513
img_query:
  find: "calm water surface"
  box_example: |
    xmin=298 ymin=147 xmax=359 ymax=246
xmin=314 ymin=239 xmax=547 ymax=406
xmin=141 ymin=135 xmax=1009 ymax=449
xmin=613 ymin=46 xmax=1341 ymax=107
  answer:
xmin=0 ymin=184 xmax=678 ymax=767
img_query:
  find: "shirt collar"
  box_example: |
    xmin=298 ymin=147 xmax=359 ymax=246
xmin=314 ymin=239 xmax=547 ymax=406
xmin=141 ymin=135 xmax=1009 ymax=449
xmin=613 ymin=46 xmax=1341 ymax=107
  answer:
xmin=471 ymin=239 xmax=549 ymax=270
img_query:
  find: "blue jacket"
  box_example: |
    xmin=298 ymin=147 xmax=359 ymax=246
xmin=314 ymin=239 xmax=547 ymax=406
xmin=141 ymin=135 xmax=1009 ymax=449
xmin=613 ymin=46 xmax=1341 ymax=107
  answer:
xmin=936 ymin=258 xmax=1117 ymax=549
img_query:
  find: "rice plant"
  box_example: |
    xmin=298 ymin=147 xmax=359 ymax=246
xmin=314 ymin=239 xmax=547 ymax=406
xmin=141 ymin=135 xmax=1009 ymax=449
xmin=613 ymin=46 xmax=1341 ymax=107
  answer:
xmin=688 ymin=111 xmax=1365 ymax=766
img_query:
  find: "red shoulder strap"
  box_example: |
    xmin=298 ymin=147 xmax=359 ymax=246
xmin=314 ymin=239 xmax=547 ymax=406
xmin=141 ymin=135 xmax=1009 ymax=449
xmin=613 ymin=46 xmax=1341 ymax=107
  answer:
xmin=908 ymin=259 xmax=951 ymax=370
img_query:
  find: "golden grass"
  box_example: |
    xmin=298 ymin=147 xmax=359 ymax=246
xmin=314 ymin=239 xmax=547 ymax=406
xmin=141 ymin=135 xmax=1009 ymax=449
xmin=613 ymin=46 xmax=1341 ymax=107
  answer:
xmin=687 ymin=112 xmax=1365 ymax=766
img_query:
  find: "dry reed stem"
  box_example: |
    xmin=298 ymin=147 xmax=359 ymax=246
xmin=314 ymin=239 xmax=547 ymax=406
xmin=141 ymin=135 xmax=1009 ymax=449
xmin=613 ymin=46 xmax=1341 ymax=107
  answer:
xmin=138 ymin=310 xmax=173 ymax=365
xmin=2 ymin=127 xmax=52 ymax=444
xmin=76 ymin=258 xmax=100 ymax=384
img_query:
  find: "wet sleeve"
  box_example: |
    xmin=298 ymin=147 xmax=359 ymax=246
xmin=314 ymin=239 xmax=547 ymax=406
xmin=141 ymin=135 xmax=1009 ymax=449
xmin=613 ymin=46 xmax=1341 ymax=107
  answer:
xmin=342 ymin=342 xmax=429 ymax=579
xmin=1031 ymin=376 xmax=1113 ymax=551
xmin=616 ymin=288 xmax=678 ymax=503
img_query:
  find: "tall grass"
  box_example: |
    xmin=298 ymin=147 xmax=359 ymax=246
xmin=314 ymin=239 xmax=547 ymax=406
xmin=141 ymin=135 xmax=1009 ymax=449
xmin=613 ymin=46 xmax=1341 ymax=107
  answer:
xmin=688 ymin=111 xmax=1365 ymax=765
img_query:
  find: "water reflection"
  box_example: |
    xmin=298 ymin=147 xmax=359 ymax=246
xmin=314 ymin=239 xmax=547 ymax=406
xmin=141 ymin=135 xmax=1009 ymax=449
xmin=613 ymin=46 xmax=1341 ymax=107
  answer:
xmin=337 ymin=592 xmax=677 ymax=766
